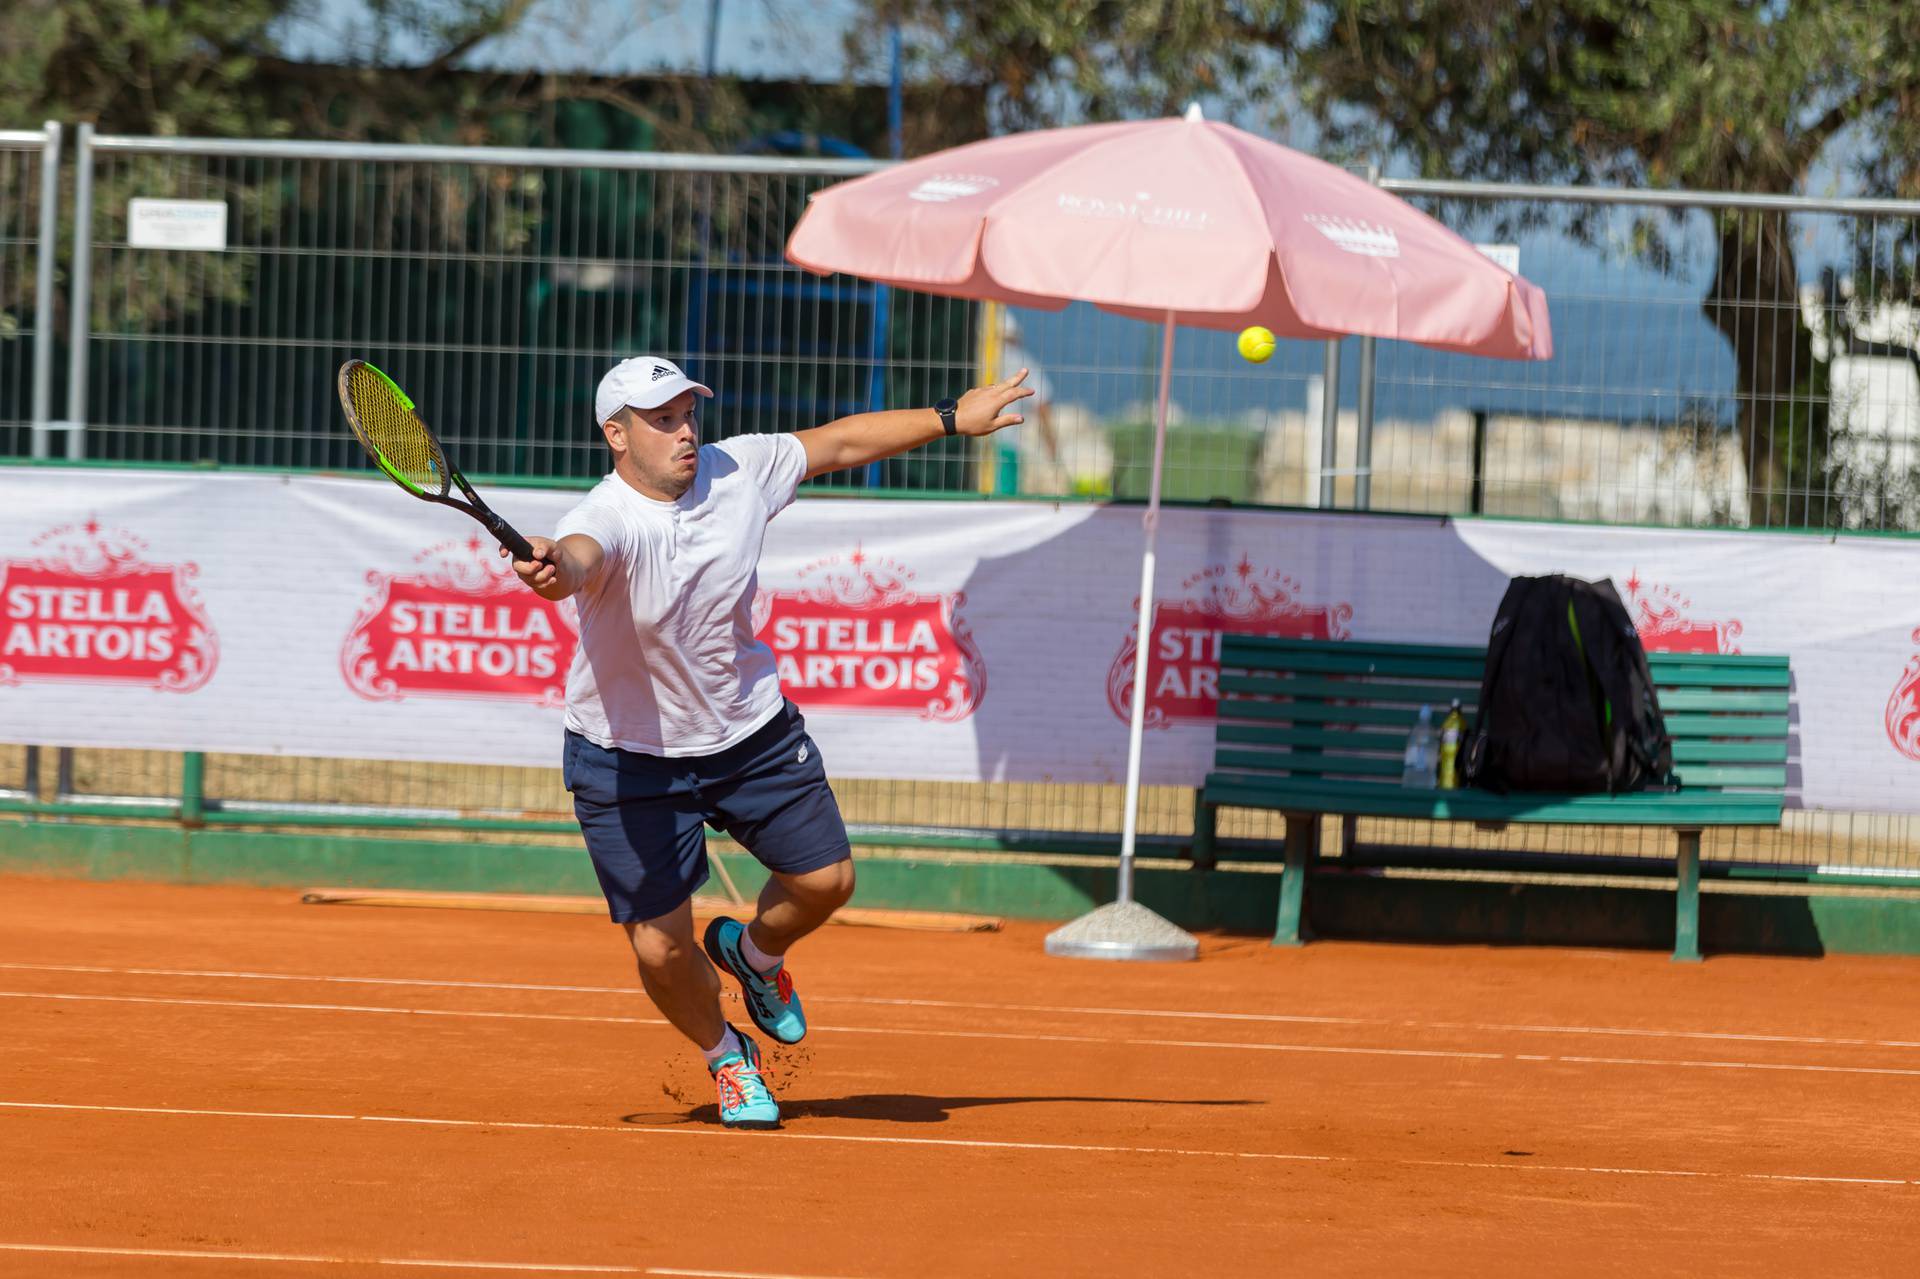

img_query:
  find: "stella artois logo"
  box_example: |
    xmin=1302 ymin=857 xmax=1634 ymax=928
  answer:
xmin=1107 ymin=556 xmax=1353 ymax=728
xmin=1889 ymin=628 xmax=1920 ymax=763
xmin=0 ymin=519 xmax=218 ymax=692
xmin=342 ymin=537 xmax=577 ymax=706
xmin=752 ymin=545 xmax=984 ymax=721
xmin=1622 ymin=571 xmax=1743 ymax=654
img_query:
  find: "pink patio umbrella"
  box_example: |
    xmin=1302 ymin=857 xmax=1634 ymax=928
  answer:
xmin=787 ymin=106 xmax=1553 ymax=960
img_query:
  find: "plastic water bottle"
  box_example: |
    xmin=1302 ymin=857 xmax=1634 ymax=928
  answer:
xmin=1438 ymin=699 xmax=1467 ymax=790
xmin=1402 ymin=704 xmax=1438 ymax=788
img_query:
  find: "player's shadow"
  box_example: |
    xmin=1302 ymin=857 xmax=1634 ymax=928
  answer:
xmin=627 ymin=1094 xmax=1260 ymax=1127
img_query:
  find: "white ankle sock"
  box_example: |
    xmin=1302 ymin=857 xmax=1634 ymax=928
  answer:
xmin=739 ymin=928 xmax=783 ymax=976
xmin=700 ymin=1025 xmax=742 ymax=1068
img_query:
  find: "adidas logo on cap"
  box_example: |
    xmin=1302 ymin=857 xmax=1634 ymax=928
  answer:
xmin=594 ymin=355 xmax=714 ymax=426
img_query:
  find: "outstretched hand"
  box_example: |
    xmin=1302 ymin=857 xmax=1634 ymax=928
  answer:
xmin=954 ymin=369 xmax=1036 ymax=437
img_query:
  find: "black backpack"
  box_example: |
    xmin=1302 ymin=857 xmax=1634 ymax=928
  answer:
xmin=1463 ymin=575 xmax=1679 ymax=794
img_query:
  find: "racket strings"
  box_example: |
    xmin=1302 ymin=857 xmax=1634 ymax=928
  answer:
xmin=341 ymin=363 xmax=450 ymax=496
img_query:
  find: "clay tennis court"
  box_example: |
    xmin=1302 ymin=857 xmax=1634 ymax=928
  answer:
xmin=3 ymin=873 xmax=1918 ymax=1277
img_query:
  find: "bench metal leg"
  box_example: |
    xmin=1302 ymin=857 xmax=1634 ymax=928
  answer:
xmin=1673 ymin=828 xmax=1703 ymax=963
xmin=1275 ymin=813 xmax=1316 ymax=947
xmin=1191 ymin=794 xmax=1218 ymax=870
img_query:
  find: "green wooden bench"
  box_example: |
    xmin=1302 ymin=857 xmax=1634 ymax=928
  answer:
xmin=1191 ymin=634 xmax=1791 ymax=961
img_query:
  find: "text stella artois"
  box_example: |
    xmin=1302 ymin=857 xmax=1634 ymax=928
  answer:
xmin=755 ymin=548 xmax=983 ymax=721
xmin=342 ymin=540 xmax=576 ymax=705
xmin=1109 ymin=559 xmax=1352 ymax=727
xmin=0 ymin=522 xmax=218 ymax=691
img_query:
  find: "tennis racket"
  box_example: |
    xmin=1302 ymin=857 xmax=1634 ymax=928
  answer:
xmin=335 ymin=359 xmax=539 ymax=563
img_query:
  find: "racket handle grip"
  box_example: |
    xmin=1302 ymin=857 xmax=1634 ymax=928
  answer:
xmin=483 ymin=514 xmax=537 ymax=564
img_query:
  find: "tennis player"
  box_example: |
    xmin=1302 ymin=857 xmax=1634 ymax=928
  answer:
xmin=507 ymin=355 xmax=1032 ymax=1129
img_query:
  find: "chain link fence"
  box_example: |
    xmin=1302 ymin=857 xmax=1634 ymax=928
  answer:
xmin=58 ymin=135 xmax=981 ymax=491
xmin=0 ymin=126 xmax=58 ymax=461
xmin=13 ymin=134 xmax=1920 ymax=525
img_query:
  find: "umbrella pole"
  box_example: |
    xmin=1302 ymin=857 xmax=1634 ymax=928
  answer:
xmin=1116 ymin=312 xmax=1178 ymax=903
xmin=1044 ymin=312 xmax=1198 ymax=962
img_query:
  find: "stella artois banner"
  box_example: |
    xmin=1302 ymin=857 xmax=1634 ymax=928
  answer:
xmin=341 ymin=539 xmax=578 ymax=706
xmin=3 ymin=466 xmax=1920 ymax=815
xmin=753 ymin=545 xmax=986 ymax=721
xmin=0 ymin=518 xmax=218 ymax=692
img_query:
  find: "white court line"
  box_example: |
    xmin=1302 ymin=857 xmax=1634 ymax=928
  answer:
xmin=0 ymin=1244 xmax=858 ymax=1277
xmin=0 ymin=1242 xmax=634 ymax=1271
xmin=5 ymin=961 xmax=1915 ymax=1051
xmin=2 ymin=1099 xmax=1913 ymax=1189
xmin=0 ymin=990 xmax=664 ymax=1027
xmin=0 ymin=990 xmax=1495 ymax=1063
xmin=10 ymin=988 xmax=1920 ymax=1077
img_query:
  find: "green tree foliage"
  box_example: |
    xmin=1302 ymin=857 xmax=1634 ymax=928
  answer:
xmin=851 ymin=1 xmax=1301 ymax=131
xmin=0 ymin=0 xmax=284 ymax=137
xmin=0 ymin=0 xmax=551 ymax=139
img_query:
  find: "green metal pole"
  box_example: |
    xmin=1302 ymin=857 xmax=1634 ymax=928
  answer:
xmin=1274 ymin=813 xmax=1312 ymax=946
xmin=180 ymin=752 xmax=206 ymax=827
xmin=1673 ymin=828 xmax=1702 ymax=962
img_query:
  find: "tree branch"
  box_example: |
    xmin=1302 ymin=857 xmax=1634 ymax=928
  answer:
xmin=422 ymin=0 xmax=537 ymax=77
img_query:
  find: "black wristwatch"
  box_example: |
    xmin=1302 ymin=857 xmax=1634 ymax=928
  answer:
xmin=934 ymin=397 xmax=959 ymax=436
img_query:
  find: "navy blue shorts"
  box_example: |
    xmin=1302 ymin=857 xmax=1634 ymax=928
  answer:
xmin=562 ymin=700 xmax=852 ymax=923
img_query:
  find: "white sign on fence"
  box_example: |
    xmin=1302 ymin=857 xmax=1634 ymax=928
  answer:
xmin=2 ymin=469 xmax=1918 ymax=814
xmin=127 ymin=199 xmax=228 ymax=251
xmin=1475 ymin=243 xmax=1521 ymax=274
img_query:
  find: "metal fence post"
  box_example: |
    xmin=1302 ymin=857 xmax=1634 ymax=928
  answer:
xmin=1470 ymin=409 xmax=1489 ymax=515
xmin=29 ymin=121 xmax=61 ymax=460
xmin=1354 ymin=335 xmax=1376 ymax=511
xmin=1318 ymin=339 xmax=1340 ymax=508
xmin=1351 ymin=161 xmax=1381 ymax=512
xmin=63 ymin=122 xmax=94 ymax=461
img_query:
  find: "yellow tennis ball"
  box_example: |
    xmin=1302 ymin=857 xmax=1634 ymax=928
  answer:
xmin=1237 ymin=325 xmax=1276 ymax=364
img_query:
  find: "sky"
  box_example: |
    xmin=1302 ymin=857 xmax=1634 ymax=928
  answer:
xmin=278 ymin=0 xmax=875 ymax=82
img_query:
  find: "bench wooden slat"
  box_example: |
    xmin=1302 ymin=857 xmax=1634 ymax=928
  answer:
xmin=1651 ymin=689 xmax=1790 ymax=713
xmin=1223 ymin=635 xmax=1486 ymax=662
xmin=1662 ymin=713 xmax=1790 ymax=738
xmin=1647 ymin=651 xmax=1790 ymax=669
xmin=1202 ymin=773 xmax=1784 ymax=825
xmin=1218 ymin=674 xmax=1479 ymax=705
xmin=1649 ymin=664 xmax=1793 ymax=689
xmin=1213 ymin=751 xmax=1785 ymax=790
xmin=1671 ymin=765 xmax=1789 ymax=787
xmin=1670 ymin=740 xmax=1788 ymax=764
xmin=1224 ymin=702 xmax=1790 ymax=738
xmin=1214 ymin=748 xmax=1404 ymax=778
xmin=1223 ymin=648 xmax=1487 ymax=681
xmin=1217 ymin=724 xmax=1405 ymax=752
xmin=1222 ymin=701 xmax=1445 ymax=728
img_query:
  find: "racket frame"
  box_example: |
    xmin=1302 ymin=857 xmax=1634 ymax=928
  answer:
xmin=336 ymin=359 xmax=538 ymax=563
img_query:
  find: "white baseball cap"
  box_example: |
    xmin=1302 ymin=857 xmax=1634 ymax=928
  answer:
xmin=594 ymin=356 xmax=713 ymax=426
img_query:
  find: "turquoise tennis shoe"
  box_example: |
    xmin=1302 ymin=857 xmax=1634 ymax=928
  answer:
xmin=704 ymin=915 xmax=808 ymax=1045
xmin=709 ymin=1025 xmax=779 ymax=1130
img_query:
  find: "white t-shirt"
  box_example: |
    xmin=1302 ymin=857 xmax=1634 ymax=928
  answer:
xmin=555 ymin=432 xmax=807 ymax=756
